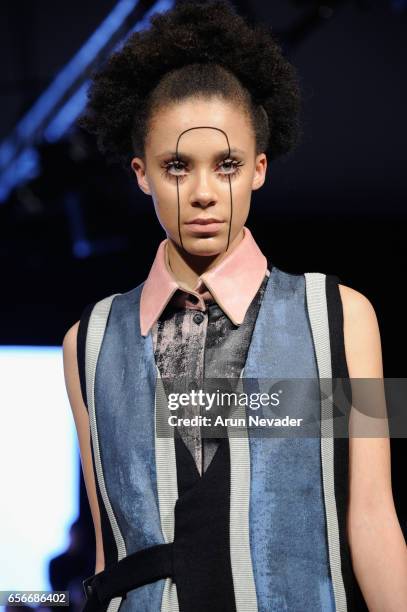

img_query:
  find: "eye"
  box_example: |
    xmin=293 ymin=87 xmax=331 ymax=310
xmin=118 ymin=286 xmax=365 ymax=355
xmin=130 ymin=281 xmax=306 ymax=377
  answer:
xmin=162 ymin=159 xmax=187 ymax=179
xmin=217 ymin=158 xmax=244 ymax=179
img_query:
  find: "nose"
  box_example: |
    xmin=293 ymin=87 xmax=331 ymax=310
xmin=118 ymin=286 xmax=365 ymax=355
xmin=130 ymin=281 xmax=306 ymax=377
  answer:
xmin=189 ymin=167 xmax=217 ymax=208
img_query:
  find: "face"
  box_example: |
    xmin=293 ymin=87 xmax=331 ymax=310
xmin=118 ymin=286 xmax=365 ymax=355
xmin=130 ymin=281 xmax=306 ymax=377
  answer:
xmin=131 ymin=96 xmax=267 ymax=258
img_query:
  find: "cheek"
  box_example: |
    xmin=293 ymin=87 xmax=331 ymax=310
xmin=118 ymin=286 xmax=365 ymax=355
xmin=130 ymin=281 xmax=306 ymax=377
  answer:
xmin=229 ymin=178 xmax=252 ymax=210
xmin=151 ymin=191 xmax=180 ymax=235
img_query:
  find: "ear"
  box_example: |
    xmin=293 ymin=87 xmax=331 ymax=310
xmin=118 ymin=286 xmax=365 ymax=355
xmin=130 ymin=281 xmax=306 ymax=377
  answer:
xmin=131 ymin=157 xmax=152 ymax=196
xmin=252 ymin=153 xmax=267 ymax=191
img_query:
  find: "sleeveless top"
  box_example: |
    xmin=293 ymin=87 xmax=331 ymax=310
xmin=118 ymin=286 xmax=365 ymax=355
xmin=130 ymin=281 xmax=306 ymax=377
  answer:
xmin=76 ymin=265 xmax=368 ymax=612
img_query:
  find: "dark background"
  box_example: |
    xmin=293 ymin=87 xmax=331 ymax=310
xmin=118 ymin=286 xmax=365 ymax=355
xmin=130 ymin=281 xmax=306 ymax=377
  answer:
xmin=1 ymin=0 xmax=405 ymax=592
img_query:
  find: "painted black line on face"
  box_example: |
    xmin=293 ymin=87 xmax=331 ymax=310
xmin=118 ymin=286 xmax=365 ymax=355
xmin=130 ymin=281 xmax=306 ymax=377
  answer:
xmin=174 ymin=127 xmax=233 ymax=252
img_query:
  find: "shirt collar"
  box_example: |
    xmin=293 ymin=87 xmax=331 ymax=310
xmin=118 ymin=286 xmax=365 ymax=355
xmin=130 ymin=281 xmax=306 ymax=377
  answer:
xmin=140 ymin=225 xmax=268 ymax=337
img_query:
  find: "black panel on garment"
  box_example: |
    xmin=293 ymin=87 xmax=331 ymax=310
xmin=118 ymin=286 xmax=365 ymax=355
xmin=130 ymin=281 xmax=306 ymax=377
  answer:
xmin=77 ymin=302 xmax=95 ymax=410
xmin=326 ymin=274 xmax=369 ymax=612
xmin=173 ymin=436 xmax=236 ymax=612
xmin=76 ymin=302 xmax=119 ymax=576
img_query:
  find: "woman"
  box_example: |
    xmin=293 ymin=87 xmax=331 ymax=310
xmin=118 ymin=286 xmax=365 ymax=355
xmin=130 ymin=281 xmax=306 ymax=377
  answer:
xmin=62 ymin=1 xmax=407 ymax=611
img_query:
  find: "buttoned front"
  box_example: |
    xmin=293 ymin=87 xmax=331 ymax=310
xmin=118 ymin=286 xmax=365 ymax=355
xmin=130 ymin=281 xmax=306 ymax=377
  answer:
xmin=152 ymin=268 xmax=270 ymax=476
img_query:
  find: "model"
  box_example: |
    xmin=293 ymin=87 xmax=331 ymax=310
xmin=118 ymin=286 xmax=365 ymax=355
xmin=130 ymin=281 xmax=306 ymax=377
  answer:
xmin=62 ymin=1 xmax=407 ymax=611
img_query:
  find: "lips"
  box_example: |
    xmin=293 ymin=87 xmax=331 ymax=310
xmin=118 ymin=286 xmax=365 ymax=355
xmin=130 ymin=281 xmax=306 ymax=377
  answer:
xmin=186 ymin=218 xmax=223 ymax=225
xmin=185 ymin=219 xmax=224 ymax=234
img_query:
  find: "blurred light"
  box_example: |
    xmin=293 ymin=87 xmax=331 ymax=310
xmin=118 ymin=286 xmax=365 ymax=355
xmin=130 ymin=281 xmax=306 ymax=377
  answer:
xmin=0 ymin=149 xmax=40 ymax=202
xmin=0 ymin=347 xmax=79 ymax=592
xmin=0 ymin=0 xmax=142 ymax=170
xmin=44 ymin=84 xmax=89 ymax=144
xmin=45 ymin=0 xmax=174 ymax=143
xmin=0 ymin=0 xmax=149 ymax=203
xmin=0 ymin=0 xmax=174 ymax=203
xmin=73 ymin=239 xmax=92 ymax=259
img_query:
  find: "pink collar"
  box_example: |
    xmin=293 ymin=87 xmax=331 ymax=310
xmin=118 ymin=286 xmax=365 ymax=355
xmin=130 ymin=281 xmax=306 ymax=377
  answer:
xmin=140 ymin=226 xmax=268 ymax=337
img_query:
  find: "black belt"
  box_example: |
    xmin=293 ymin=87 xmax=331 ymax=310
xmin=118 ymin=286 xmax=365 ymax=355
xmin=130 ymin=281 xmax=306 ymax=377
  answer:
xmin=82 ymin=542 xmax=174 ymax=612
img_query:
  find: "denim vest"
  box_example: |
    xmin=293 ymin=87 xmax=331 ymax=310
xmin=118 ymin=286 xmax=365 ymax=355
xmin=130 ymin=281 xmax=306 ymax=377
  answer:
xmin=81 ymin=265 xmax=367 ymax=612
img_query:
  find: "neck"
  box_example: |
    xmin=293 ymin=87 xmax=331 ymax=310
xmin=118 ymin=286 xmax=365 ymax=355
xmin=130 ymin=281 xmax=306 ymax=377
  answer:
xmin=166 ymin=228 xmax=244 ymax=290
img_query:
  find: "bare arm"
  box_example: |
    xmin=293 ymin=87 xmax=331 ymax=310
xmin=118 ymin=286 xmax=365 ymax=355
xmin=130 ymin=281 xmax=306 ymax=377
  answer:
xmin=62 ymin=321 xmax=105 ymax=574
xmin=339 ymin=284 xmax=407 ymax=611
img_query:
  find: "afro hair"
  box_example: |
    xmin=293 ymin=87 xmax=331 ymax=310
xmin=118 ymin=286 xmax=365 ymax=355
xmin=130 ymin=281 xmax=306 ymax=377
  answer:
xmin=77 ymin=0 xmax=302 ymax=171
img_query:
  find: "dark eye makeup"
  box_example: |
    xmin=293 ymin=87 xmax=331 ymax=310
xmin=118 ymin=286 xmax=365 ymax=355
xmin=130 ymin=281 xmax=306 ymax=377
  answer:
xmin=161 ymin=157 xmax=244 ymax=182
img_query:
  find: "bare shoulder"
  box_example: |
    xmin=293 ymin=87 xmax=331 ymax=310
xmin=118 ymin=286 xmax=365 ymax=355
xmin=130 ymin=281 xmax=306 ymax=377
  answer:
xmin=337 ymin=284 xmax=393 ymax=519
xmin=337 ymin=283 xmax=377 ymax=325
xmin=337 ymin=283 xmax=383 ymax=378
xmin=62 ymin=322 xmax=80 ymax=366
xmin=62 ymin=321 xmax=83 ymax=411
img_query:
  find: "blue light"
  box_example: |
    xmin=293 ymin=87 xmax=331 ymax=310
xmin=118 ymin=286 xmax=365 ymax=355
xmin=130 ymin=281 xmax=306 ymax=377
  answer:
xmin=0 ymin=0 xmax=141 ymax=173
xmin=0 ymin=149 xmax=40 ymax=202
xmin=44 ymin=83 xmax=89 ymax=144
xmin=0 ymin=0 xmax=175 ymax=203
xmin=45 ymin=0 xmax=174 ymax=143
xmin=73 ymin=239 xmax=93 ymax=259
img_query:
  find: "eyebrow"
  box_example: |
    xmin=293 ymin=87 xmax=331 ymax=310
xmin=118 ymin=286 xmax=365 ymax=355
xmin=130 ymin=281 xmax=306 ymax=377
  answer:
xmin=156 ymin=147 xmax=246 ymax=160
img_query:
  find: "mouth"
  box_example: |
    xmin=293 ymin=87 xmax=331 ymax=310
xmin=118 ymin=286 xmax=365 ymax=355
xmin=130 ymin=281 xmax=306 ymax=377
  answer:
xmin=186 ymin=217 xmax=224 ymax=225
xmin=185 ymin=219 xmax=225 ymax=234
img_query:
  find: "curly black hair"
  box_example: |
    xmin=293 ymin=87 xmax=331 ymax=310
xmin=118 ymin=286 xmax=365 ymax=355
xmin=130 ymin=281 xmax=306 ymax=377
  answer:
xmin=77 ymin=0 xmax=302 ymax=171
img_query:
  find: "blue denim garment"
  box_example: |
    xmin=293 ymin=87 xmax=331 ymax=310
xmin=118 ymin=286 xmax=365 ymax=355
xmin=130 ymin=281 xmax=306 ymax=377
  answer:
xmin=93 ymin=265 xmax=336 ymax=611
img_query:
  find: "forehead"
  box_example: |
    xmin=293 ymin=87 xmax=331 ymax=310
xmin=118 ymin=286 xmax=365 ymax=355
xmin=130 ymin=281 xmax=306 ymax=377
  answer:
xmin=147 ymin=97 xmax=254 ymax=155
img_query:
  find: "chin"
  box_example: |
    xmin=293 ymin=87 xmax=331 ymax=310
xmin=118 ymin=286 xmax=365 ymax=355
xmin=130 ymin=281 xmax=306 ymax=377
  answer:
xmin=183 ymin=235 xmax=227 ymax=257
